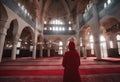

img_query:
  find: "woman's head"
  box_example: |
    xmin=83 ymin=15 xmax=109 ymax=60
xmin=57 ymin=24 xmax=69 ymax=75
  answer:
xmin=68 ymin=41 xmax=75 ymax=50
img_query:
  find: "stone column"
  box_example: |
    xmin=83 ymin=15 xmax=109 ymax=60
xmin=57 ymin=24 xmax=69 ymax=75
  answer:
xmin=81 ymin=32 xmax=87 ymax=58
xmin=40 ymin=45 xmax=43 ymax=57
xmin=82 ymin=45 xmax=87 ymax=59
xmin=76 ymin=14 xmax=83 ymax=30
xmin=92 ymin=0 xmax=101 ymax=59
xmin=32 ymin=28 xmax=37 ymax=59
xmin=48 ymin=48 xmax=50 ymax=57
xmin=0 ymin=28 xmax=7 ymax=62
xmin=76 ymin=14 xmax=83 ymax=55
xmin=48 ymin=43 xmax=51 ymax=57
xmin=32 ymin=17 xmax=38 ymax=59
xmin=112 ymin=34 xmax=117 ymax=48
xmin=11 ymin=33 xmax=20 ymax=60
xmin=32 ymin=43 xmax=37 ymax=59
xmin=63 ymin=41 xmax=68 ymax=54
xmin=75 ymin=34 xmax=80 ymax=55
xmin=11 ymin=40 xmax=18 ymax=60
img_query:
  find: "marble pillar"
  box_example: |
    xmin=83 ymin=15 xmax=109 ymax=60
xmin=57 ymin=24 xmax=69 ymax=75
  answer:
xmin=92 ymin=0 xmax=102 ymax=59
xmin=0 ymin=27 xmax=7 ymax=62
xmin=11 ymin=40 xmax=17 ymax=60
xmin=32 ymin=44 xmax=37 ymax=59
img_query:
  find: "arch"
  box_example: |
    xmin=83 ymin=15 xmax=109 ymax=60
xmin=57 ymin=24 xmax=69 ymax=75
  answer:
xmin=5 ymin=19 xmax=19 ymax=43
xmin=51 ymin=36 xmax=63 ymax=55
xmin=21 ymin=26 xmax=35 ymax=44
xmin=81 ymin=24 xmax=93 ymax=44
xmin=79 ymin=24 xmax=93 ymax=35
xmin=52 ymin=36 xmax=62 ymax=43
xmin=100 ymin=16 xmax=119 ymax=29
xmin=3 ymin=19 xmax=18 ymax=58
xmin=79 ymin=24 xmax=93 ymax=47
xmin=18 ymin=26 xmax=34 ymax=57
xmin=5 ymin=20 xmax=17 ymax=41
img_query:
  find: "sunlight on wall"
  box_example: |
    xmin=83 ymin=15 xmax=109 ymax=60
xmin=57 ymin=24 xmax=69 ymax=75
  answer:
xmin=100 ymin=35 xmax=108 ymax=58
xmin=58 ymin=41 xmax=63 ymax=55
xmin=117 ymin=34 xmax=120 ymax=55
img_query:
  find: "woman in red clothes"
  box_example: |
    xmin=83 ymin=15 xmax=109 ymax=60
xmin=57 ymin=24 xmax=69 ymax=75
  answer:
xmin=62 ymin=41 xmax=81 ymax=82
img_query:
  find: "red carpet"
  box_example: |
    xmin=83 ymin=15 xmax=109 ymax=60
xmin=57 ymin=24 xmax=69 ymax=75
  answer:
xmin=0 ymin=63 xmax=116 ymax=66
xmin=0 ymin=64 xmax=61 ymax=66
xmin=0 ymin=67 xmax=120 ymax=76
xmin=0 ymin=57 xmax=120 ymax=82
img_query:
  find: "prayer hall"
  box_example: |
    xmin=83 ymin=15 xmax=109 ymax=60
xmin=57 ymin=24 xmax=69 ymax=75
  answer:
xmin=0 ymin=0 xmax=120 ymax=82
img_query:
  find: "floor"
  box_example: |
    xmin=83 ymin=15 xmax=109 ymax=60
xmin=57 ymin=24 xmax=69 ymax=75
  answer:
xmin=0 ymin=57 xmax=120 ymax=82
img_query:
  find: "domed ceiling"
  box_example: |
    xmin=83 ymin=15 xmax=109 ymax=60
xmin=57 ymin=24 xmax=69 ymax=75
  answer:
xmin=13 ymin=0 xmax=90 ymax=42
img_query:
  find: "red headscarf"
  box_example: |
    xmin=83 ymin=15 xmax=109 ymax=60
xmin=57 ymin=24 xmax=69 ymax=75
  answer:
xmin=68 ymin=41 xmax=75 ymax=50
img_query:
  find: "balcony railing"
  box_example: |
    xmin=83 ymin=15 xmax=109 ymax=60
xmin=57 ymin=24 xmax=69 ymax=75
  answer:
xmin=0 ymin=0 xmax=35 ymax=28
xmin=43 ymin=30 xmax=76 ymax=35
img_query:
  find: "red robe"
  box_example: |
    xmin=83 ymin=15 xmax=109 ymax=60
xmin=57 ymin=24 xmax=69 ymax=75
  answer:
xmin=62 ymin=41 xmax=81 ymax=82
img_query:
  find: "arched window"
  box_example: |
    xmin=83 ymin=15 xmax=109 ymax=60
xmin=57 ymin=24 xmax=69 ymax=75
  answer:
xmin=50 ymin=19 xmax=64 ymax=25
xmin=107 ymin=0 xmax=112 ymax=5
xmin=104 ymin=0 xmax=112 ymax=9
xmin=49 ymin=19 xmax=65 ymax=31
xmin=117 ymin=34 xmax=120 ymax=54
xmin=109 ymin=41 xmax=113 ymax=48
xmin=80 ymin=38 xmax=83 ymax=47
xmin=89 ymin=35 xmax=94 ymax=54
xmin=58 ymin=41 xmax=63 ymax=55
xmin=104 ymin=3 xmax=107 ymax=8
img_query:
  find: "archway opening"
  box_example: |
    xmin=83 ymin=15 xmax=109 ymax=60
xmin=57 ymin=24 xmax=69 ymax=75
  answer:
xmin=3 ymin=20 xmax=18 ymax=58
xmin=18 ymin=27 xmax=33 ymax=57
xmin=3 ymin=22 xmax=13 ymax=57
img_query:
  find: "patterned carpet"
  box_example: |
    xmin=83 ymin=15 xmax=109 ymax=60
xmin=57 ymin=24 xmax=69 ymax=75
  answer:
xmin=0 ymin=57 xmax=120 ymax=82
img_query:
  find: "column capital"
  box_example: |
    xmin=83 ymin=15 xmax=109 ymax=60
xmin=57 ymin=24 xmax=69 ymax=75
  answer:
xmin=13 ymin=37 xmax=19 ymax=45
xmin=0 ymin=28 xmax=7 ymax=35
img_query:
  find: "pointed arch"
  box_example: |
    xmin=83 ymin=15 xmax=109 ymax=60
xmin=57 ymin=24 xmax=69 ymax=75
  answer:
xmin=100 ymin=16 xmax=119 ymax=29
xmin=20 ymin=26 xmax=34 ymax=43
